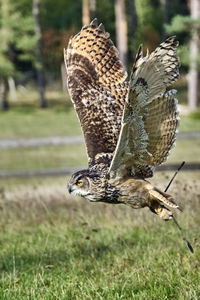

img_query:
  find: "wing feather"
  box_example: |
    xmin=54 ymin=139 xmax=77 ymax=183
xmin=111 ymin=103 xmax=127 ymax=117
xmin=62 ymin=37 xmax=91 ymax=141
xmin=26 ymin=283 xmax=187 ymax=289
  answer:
xmin=64 ymin=19 xmax=128 ymax=167
xmin=109 ymin=37 xmax=180 ymax=178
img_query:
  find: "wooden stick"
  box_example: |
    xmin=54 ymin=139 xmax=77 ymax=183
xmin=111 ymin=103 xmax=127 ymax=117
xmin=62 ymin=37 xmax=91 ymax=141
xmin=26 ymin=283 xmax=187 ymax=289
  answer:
xmin=165 ymin=161 xmax=194 ymax=253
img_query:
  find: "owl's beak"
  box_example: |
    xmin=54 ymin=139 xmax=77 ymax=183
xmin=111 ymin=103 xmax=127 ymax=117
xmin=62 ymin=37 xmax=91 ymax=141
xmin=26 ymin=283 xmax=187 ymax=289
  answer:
xmin=68 ymin=184 xmax=72 ymax=194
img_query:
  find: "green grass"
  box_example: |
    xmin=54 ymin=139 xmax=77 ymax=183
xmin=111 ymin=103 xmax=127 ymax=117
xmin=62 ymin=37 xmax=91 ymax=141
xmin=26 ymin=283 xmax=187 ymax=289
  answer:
xmin=180 ymin=115 xmax=200 ymax=131
xmin=0 ymin=223 xmax=199 ymax=299
xmin=0 ymin=172 xmax=199 ymax=299
xmin=0 ymin=90 xmax=81 ymax=139
xmin=0 ymin=87 xmax=199 ymax=299
xmin=167 ymin=139 xmax=200 ymax=163
xmin=0 ymin=144 xmax=87 ymax=171
xmin=0 ymin=138 xmax=199 ymax=172
xmin=0 ymin=106 xmax=81 ymax=139
xmin=0 ymin=88 xmax=200 ymax=139
xmin=0 ymin=88 xmax=199 ymax=173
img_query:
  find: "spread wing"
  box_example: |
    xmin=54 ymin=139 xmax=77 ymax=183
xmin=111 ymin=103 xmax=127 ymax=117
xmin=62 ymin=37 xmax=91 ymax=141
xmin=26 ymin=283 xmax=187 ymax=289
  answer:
xmin=109 ymin=37 xmax=180 ymax=179
xmin=64 ymin=19 xmax=128 ymax=167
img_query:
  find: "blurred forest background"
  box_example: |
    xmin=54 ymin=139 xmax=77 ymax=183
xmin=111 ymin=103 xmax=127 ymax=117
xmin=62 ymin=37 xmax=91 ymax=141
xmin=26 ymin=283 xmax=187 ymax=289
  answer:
xmin=0 ymin=0 xmax=200 ymax=111
xmin=0 ymin=1 xmax=200 ymax=299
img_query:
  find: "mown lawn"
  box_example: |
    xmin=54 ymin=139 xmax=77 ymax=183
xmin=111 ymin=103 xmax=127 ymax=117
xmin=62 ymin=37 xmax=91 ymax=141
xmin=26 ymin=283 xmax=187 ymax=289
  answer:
xmin=0 ymin=138 xmax=199 ymax=172
xmin=0 ymin=89 xmax=200 ymax=139
xmin=0 ymin=88 xmax=200 ymax=299
xmin=0 ymin=143 xmax=87 ymax=171
xmin=0 ymin=89 xmax=199 ymax=173
xmin=0 ymin=171 xmax=199 ymax=299
xmin=0 ymin=90 xmax=81 ymax=139
xmin=0 ymin=97 xmax=200 ymax=172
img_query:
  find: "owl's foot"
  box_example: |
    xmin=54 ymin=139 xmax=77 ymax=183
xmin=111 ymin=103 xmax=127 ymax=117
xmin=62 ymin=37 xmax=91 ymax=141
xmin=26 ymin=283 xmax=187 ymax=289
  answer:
xmin=148 ymin=187 xmax=180 ymax=220
xmin=149 ymin=201 xmax=173 ymax=221
xmin=149 ymin=188 xmax=179 ymax=209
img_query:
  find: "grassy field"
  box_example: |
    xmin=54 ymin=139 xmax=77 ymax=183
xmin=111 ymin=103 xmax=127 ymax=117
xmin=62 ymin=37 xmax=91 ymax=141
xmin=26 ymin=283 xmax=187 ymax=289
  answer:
xmin=0 ymin=171 xmax=200 ymax=299
xmin=0 ymin=139 xmax=199 ymax=172
xmin=0 ymin=88 xmax=200 ymax=299
xmin=0 ymin=90 xmax=81 ymax=139
xmin=0 ymin=90 xmax=200 ymax=172
xmin=0 ymin=89 xmax=200 ymax=139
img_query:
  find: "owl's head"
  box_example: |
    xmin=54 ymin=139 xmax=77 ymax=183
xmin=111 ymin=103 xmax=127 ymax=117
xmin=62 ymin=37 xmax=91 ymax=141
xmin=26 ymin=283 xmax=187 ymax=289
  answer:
xmin=67 ymin=169 xmax=100 ymax=200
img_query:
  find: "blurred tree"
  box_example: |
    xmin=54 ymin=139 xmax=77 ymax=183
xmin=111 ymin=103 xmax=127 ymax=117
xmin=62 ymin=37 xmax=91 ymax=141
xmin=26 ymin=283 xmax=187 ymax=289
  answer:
xmin=0 ymin=0 xmax=36 ymax=110
xmin=96 ymin=0 xmax=115 ymax=41
xmin=39 ymin=0 xmax=81 ymax=76
xmin=166 ymin=1 xmax=200 ymax=109
xmin=160 ymin=0 xmax=169 ymax=37
xmin=82 ymin=0 xmax=96 ymax=25
xmin=40 ymin=0 xmax=82 ymax=30
xmin=160 ymin=0 xmax=169 ymax=24
xmin=0 ymin=0 xmax=11 ymax=110
xmin=90 ymin=0 xmax=96 ymax=20
xmin=32 ymin=0 xmax=47 ymax=108
xmin=82 ymin=0 xmax=90 ymax=25
xmin=129 ymin=0 xmax=137 ymax=40
xmin=187 ymin=0 xmax=200 ymax=109
xmin=115 ymin=0 xmax=128 ymax=69
xmin=127 ymin=0 xmax=163 ymax=70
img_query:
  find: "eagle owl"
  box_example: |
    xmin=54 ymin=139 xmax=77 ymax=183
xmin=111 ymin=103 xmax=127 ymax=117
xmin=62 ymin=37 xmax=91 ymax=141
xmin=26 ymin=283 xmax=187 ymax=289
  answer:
xmin=65 ymin=19 xmax=180 ymax=221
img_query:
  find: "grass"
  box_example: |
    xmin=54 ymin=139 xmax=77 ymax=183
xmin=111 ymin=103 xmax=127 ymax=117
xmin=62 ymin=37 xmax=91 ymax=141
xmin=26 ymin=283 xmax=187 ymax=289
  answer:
xmin=0 ymin=107 xmax=81 ymax=139
xmin=0 ymin=88 xmax=200 ymax=139
xmin=0 ymin=88 xmax=199 ymax=172
xmin=0 ymin=172 xmax=200 ymax=299
xmin=0 ymin=144 xmax=87 ymax=171
xmin=0 ymin=86 xmax=199 ymax=299
xmin=179 ymin=115 xmax=200 ymax=131
xmin=167 ymin=139 xmax=200 ymax=163
xmin=0 ymin=89 xmax=81 ymax=139
xmin=0 ymin=138 xmax=199 ymax=172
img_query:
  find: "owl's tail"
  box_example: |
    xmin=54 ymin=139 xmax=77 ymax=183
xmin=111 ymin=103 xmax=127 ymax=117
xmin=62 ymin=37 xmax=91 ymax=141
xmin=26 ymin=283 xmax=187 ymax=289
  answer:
xmin=148 ymin=188 xmax=179 ymax=220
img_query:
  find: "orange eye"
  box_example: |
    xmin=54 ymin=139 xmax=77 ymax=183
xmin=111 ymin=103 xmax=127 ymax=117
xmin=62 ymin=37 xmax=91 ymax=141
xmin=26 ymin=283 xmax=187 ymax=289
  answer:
xmin=76 ymin=181 xmax=82 ymax=186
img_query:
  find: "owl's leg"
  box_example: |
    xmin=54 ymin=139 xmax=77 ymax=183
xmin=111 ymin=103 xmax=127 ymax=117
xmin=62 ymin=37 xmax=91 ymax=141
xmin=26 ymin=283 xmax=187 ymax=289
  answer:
xmin=149 ymin=200 xmax=173 ymax=221
xmin=148 ymin=188 xmax=179 ymax=220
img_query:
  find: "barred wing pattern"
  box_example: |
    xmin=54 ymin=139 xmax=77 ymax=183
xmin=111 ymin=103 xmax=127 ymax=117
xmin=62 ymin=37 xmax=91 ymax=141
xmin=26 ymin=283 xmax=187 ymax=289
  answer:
xmin=109 ymin=37 xmax=180 ymax=178
xmin=64 ymin=19 xmax=128 ymax=167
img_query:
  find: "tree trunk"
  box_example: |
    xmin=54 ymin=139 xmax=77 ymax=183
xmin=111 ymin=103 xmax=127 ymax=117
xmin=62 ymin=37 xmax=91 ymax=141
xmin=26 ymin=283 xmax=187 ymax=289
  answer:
xmin=82 ymin=0 xmax=90 ymax=26
xmin=0 ymin=80 xmax=9 ymax=111
xmin=32 ymin=0 xmax=47 ymax=108
xmin=129 ymin=0 xmax=137 ymax=40
xmin=187 ymin=0 xmax=200 ymax=110
xmin=1 ymin=0 xmax=10 ymax=110
xmin=160 ymin=0 xmax=169 ymax=37
xmin=8 ymin=77 xmax=17 ymax=101
xmin=89 ymin=0 xmax=96 ymax=21
xmin=115 ymin=0 xmax=128 ymax=70
xmin=61 ymin=63 xmax=67 ymax=92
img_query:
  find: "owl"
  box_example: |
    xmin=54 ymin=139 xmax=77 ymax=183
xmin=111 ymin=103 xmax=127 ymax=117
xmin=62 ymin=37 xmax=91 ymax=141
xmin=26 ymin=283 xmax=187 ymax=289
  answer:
xmin=65 ymin=19 xmax=180 ymax=221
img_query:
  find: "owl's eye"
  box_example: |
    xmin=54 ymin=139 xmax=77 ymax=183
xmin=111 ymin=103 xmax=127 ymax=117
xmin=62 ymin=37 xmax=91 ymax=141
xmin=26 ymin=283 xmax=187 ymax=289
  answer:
xmin=76 ymin=180 xmax=83 ymax=186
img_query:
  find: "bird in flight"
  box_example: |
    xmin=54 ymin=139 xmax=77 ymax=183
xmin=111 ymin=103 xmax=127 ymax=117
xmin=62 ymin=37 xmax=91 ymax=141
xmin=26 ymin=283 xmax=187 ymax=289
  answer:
xmin=65 ymin=18 xmax=180 ymax=221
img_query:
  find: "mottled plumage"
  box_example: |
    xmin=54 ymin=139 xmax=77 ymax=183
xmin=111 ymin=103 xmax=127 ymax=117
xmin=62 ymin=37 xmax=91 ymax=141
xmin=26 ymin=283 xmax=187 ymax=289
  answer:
xmin=65 ymin=19 xmax=128 ymax=167
xmin=65 ymin=19 xmax=180 ymax=221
